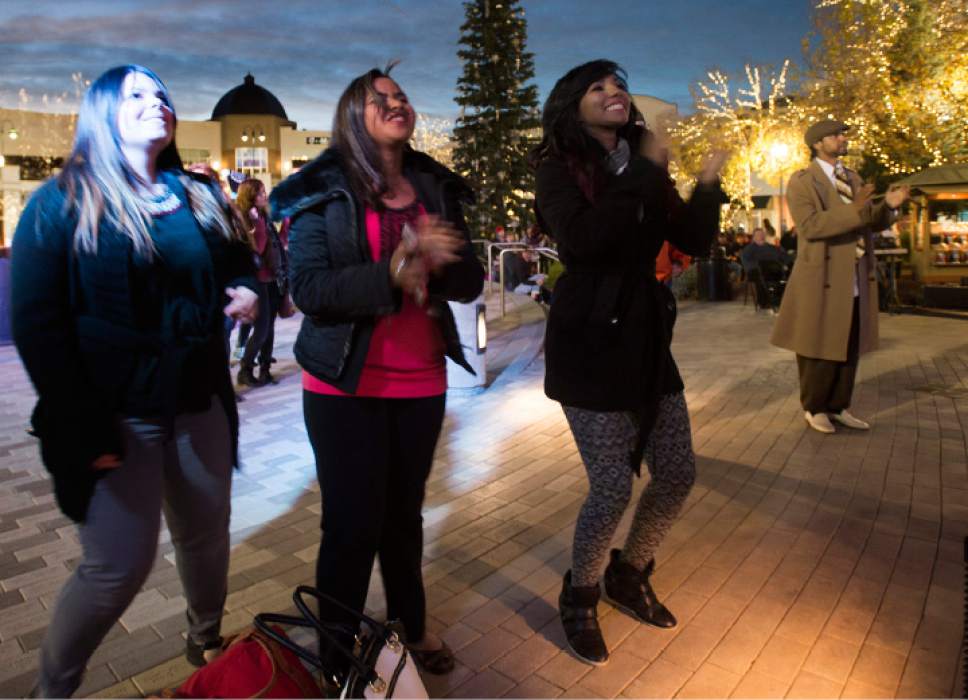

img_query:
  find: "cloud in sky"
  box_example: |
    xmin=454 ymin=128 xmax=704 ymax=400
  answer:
xmin=0 ymin=0 xmax=812 ymax=130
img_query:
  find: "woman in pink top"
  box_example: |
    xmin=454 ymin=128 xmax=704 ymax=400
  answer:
xmin=269 ymin=64 xmax=483 ymax=679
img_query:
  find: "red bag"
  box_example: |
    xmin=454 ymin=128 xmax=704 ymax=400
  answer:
xmin=162 ymin=625 xmax=322 ymax=698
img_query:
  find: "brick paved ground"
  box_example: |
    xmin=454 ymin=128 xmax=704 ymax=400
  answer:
xmin=0 ymin=296 xmax=963 ymax=698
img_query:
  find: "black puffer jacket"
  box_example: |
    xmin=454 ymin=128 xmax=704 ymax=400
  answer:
xmin=269 ymin=147 xmax=483 ymax=393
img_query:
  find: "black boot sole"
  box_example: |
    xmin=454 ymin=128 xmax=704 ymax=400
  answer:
xmin=602 ymin=590 xmax=677 ymax=629
xmin=563 ymin=638 xmax=610 ymax=667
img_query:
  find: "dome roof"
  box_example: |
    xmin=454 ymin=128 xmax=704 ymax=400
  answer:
xmin=211 ymin=74 xmax=289 ymax=120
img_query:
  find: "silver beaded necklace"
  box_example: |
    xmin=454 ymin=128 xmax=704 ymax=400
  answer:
xmin=141 ymin=184 xmax=182 ymax=216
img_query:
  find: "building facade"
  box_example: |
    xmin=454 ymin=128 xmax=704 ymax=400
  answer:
xmin=0 ymin=74 xmax=331 ymax=246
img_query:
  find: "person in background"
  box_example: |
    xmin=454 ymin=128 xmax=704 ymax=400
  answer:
xmin=654 ymin=241 xmax=690 ymax=288
xmin=12 ymin=65 xmax=258 ymax=697
xmin=771 ymin=118 xmax=909 ymax=434
xmin=186 ymin=163 xmax=250 ymax=358
xmin=740 ymin=227 xmax=791 ymax=272
xmin=780 ymin=225 xmax=798 ymax=257
xmin=763 ymin=217 xmax=777 ymax=242
xmin=269 ymin=63 xmax=483 ymax=679
xmin=531 ymin=58 xmax=727 ymax=666
xmin=235 ymin=178 xmax=288 ymax=387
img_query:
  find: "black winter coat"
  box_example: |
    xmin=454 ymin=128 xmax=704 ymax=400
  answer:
xmin=535 ymin=154 xmax=723 ymax=453
xmin=11 ymin=172 xmax=257 ymax=522
xmin=269 ymin=147 xmax=483 ymax=393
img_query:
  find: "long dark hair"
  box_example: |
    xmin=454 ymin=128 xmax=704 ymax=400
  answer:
xmin=331 ymin=61 xmax=403 ymax=210
xmin=529 ymin=59 xmax=646 ymax=200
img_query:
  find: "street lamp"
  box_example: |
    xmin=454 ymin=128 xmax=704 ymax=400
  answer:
xmin=769 ymin=141 xmax=791 ymax=233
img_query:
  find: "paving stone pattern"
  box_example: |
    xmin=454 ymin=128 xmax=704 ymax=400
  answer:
xmin=0 ymin=297 xmax=964 ymax=698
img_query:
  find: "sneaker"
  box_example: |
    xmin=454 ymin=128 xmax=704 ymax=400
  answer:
xmin=831 ymin=410 xmax=870 ymax=430
xmin=186 ymin=637 xmax=224 ymax=667
xmin=559 ymin=570 xmax=609 ymax=666
xmin=603 ymin=550 xmax=676 ymax=628
xmin=804 ymin=411 xmax=835 ymax=434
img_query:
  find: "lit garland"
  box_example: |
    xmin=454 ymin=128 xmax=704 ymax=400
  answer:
xmin=804 ymin=0 xmax=968 ymax=175
xmin=670 ymin=61 xmax=807 ymax=213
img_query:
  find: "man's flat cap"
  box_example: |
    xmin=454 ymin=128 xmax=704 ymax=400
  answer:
xmin=805 ymin=119 xmax=849 ymax=146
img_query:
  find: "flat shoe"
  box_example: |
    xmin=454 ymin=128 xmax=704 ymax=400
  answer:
xmin=831 ymin=410 xmax=870 ymax=430
xmin=804 ymin=411 xmax=835 ymax=434
xmin=408 ymin=641 xmax=455 ymax=675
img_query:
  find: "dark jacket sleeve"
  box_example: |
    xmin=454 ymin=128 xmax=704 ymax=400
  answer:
xmin=11 ymin=185 xmax=122 ymax=494
xmin=427 ymin=190 xmax=484 ymax=303
xmin=662 ymin=181 xmax=725 ymax=258
xmin=287 ymin=202 xmax=398 ymax=320
xmin=535 ymin=157 xmax=667 ymax=260
xmin=220 ymin=236 xmax=258 ymax=294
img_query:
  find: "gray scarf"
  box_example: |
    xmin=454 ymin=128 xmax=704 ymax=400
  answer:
xmin=605 ymin=138 xmax=631 ymax=175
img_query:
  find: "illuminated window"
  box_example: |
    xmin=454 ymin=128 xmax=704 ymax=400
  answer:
xmin=235 ymin=147 xmax=268 ymax=175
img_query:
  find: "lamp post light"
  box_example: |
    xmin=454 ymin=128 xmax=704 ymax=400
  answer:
xmin=769 ymin=141 xmax=791 ymax=233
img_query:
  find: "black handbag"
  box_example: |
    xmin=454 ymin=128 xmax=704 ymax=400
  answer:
xmin=254 ymin=586 xmax=427 ymax=699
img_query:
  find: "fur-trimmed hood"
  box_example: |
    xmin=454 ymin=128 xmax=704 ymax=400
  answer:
xmin=269 ymin=145 xmax=472 ymax=221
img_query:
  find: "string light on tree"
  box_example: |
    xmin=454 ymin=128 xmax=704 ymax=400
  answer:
xmin=803 ymin=0 xmax=968 ymax=180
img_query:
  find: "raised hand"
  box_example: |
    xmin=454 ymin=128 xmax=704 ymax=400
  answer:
xmin=640 ymin=128 xmax=671 ymax=168
xmin=884 ymin=184 xmax=910 ymax=209
xmin=224 ymin=286 xmax=259 ymax=323
xmin=414 ymin=215 xmax=463 ymax=272
xmin=698 ymin=150 xmax=730 ymax=185
xmin=390 ymin=243 xmax=429 ymax=301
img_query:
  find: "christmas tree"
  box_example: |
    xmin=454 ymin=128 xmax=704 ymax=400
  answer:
xmin=452 ymin=0 xmax=540 ymax=238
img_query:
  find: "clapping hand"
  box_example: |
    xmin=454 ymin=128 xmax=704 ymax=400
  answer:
xmin=224 ymin=286 xmax=259 ymax=323
xmin=884 ymin=184 xmax=910 ymax=209
xmin=415 ymin=215 xmax=463 ymax=272
xmin=698 ymin=150 xmax=730 ymax=185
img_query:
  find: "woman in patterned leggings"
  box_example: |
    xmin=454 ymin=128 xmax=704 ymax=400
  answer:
xmin=530 ymin=59 xmax=727 ymax=665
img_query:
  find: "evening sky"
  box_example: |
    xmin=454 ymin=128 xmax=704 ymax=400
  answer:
xmin=0 ymin=0 xmax=813 ymax=128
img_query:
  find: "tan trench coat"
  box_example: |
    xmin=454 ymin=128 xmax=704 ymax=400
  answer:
xmin=770 ymin=160 xmax=894 ymax=362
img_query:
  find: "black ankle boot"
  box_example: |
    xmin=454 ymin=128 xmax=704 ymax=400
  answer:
xmin=237 ymin=364 xmax=262 ymax=387
xmin=258 ymin=366 xmax=278 ymax=385
xmin=559 ymin=570 xmax=609 ymax=665
xmin=603 ymin=549 xmax=677 ymax=628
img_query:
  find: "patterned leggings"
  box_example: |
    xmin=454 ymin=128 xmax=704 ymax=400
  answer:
xmin=564 ymin=392 xmax=696 ymax=587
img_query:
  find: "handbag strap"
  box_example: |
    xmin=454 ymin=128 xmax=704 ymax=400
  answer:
xmin=293 ymin=585 xmax=392 ymax=640
xmin=253 ymin=612 xmax=375 ymax=682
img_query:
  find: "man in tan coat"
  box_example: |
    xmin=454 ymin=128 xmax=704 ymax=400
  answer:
xmin=771 ymin=120 xmax=909 ymax=433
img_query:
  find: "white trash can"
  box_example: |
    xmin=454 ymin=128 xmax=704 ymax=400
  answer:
xmin=446 ymin=294 xmax=486 ymax=390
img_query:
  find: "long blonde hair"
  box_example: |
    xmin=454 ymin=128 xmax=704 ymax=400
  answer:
xmin=57 ymin=65 xmax=245 ymax=257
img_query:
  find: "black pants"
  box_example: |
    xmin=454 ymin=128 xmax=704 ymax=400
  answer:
xmin=303 ymin=390 xmax=446 ymax=643
xmin=797 ymin=298 xmax=860 ymax=414
xmin=241 ymin=282 xmax=281 ymax=369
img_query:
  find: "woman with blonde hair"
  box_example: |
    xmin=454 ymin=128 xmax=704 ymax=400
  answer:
xmin=12 ymin=64 xmax=258 ymax=696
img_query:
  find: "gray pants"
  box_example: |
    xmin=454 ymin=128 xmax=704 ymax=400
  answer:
xmin=38 ymin=399 xmax=233 ymax=697
xmin=564 ymin=392 xmax=696 ymax=587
